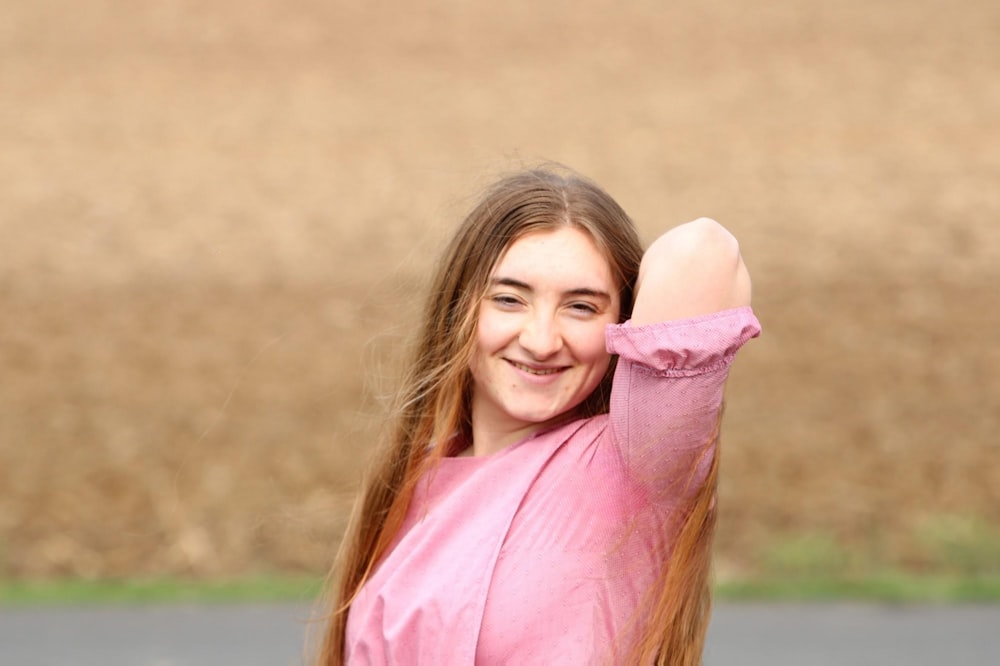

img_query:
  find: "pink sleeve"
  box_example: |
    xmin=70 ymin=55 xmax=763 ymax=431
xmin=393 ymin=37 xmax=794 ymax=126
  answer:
xmin=605 ymin=306 xmax=761 ymax=502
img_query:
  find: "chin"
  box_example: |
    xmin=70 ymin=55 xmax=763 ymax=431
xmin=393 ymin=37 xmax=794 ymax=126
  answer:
xmin=514 ymin=406 xmax=577 ymax=428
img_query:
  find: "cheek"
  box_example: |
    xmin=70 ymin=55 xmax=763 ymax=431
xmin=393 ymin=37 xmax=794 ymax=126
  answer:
xmin=589 ymin=351 xmax=613 ymax=379
xmin=474 ymin=309 xmax=505 ymax=354
xmin=574 ymin=325 xmax=612 ymax=364
xmin=471 ymin=308 xmax=515 ymax=378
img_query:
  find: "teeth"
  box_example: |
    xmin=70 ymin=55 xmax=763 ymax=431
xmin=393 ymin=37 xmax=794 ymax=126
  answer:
xmin=512 ymin=362 xmax=561 ymax=375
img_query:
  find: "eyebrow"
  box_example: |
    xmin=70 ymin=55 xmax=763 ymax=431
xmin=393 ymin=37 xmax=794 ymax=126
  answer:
xmin=490 ymin=276 xmax=613 ymax=300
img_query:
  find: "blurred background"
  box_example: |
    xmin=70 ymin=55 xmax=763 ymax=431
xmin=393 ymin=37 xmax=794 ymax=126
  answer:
xmin=1 ymin=0 xmax=997 ymax=585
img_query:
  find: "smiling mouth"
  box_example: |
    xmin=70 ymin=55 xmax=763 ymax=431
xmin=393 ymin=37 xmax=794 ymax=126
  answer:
xmin=508 ymin=361 xmax=566 ymax=375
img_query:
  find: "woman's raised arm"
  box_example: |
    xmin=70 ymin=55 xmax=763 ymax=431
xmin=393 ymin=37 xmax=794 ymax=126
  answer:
xmin=630 ymin=218 xmax=751 ymax=326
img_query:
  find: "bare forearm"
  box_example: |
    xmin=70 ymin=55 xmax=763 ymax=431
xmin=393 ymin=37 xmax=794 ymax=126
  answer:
xmin=630 ymin=217 xmax=752 ymax=325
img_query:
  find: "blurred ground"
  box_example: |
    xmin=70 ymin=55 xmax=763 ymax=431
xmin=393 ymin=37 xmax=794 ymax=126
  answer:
xmin=1 ymin=0 xmax=998 ymax=578
xmin=2 ymin=602 xmax=999 ymax=666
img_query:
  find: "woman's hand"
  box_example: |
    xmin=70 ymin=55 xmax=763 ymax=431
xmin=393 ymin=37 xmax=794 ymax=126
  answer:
xmin=630 ymin=217 xmax=751 ymax=325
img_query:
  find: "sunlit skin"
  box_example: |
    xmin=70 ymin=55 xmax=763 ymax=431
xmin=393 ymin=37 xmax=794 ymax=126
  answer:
xmin=468 ymin=226 xmax=621 ymax=457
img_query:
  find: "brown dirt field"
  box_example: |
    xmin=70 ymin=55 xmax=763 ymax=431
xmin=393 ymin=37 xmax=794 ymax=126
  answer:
xmin=2 ymin=0 xmax=998 ymax=579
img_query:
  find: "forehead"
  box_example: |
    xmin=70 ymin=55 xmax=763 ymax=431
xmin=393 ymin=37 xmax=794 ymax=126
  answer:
xmin=491 ymin=227 xmax=617 ymax=289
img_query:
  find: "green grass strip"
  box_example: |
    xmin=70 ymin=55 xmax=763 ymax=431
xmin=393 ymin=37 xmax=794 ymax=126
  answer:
xmin=2 ymin=573 xmax=999 ymax=606
xmin=0 ymin=575 xmax=324 ymax=606
xmin=716 ymin=574 xmax=1000 ymax=603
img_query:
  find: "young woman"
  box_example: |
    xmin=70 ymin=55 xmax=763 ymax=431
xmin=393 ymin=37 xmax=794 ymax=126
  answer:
xmin=315 ymin=168 xmax=759 ymax=665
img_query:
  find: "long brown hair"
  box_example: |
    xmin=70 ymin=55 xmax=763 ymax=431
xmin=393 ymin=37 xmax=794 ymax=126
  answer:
xmin=315 ymin=167 xmax=718 ymax=665
xmin=625 ymin=412 xmax=723 ymax=665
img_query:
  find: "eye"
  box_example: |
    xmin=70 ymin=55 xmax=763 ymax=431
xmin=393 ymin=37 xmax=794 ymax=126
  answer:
xmin=568 ymin=301 xmax=599 ymax=315
xmin=490 ymin=294 xmax=523 ymax=308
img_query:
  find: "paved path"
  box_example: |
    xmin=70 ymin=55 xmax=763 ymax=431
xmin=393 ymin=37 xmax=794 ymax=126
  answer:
xmin=704 ymin=602 xmax=1000 ymax=665
xmin=1 ymin=602 xmax=997 ymax=665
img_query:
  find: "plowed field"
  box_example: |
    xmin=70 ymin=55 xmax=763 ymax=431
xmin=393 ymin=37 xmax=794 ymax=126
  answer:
xmin=2 ymin=0 xmax=998 ymax=578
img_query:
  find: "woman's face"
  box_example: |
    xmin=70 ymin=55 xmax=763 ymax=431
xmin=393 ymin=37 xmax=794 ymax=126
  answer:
xmin=469 ymin=226 xmax=621 ymax=445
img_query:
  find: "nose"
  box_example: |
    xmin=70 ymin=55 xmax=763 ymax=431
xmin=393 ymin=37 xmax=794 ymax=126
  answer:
xmin=518 ymin=311 xmax=563 ymax=359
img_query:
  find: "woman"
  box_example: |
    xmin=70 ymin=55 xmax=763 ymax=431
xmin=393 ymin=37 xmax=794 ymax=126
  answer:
xmin=316 ymin=167 xmax=759 ymax=665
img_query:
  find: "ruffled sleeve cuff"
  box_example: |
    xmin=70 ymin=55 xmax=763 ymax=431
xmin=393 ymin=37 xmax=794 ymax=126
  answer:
xmin=606 ymin=306 xmax=761 ymax=376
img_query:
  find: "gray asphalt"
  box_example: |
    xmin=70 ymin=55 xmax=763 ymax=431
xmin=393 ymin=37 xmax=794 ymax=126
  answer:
xmin=0 ymin=602 xmax=997 ymax=665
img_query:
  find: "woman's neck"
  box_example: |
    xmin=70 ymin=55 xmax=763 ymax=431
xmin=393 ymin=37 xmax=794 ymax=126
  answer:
xmin=468 ymin=411 xmax=579 ymax=457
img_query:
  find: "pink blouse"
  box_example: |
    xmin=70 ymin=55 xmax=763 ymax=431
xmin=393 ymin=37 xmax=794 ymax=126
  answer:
xmin=345 ymin=307 xmax=761 ymax=665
